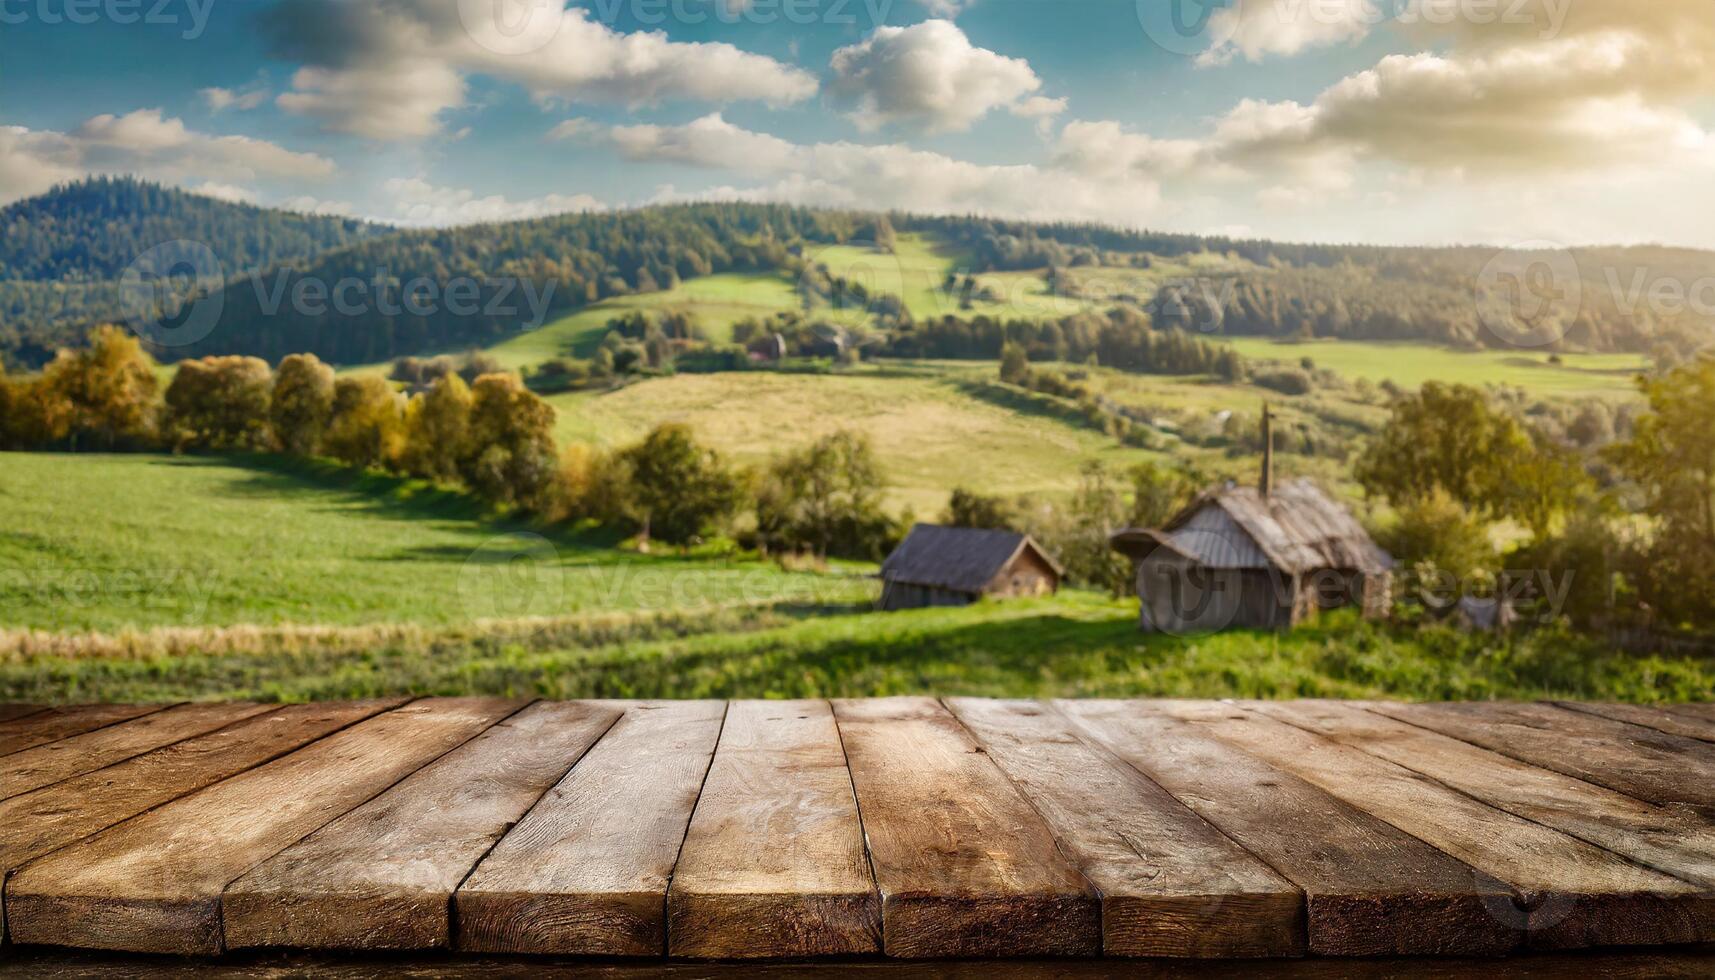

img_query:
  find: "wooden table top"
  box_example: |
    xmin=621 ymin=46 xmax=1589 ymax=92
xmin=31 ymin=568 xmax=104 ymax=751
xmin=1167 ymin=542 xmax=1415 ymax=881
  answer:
xmin=1 ymin=698 xmax=1713 ymax=962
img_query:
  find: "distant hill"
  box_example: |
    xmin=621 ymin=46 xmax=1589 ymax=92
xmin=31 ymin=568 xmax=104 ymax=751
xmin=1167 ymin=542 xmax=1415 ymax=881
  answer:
xmin=0 ymin=177 xmax=387 ymax=366
xmin=1 ymin=178 xmax=1711 ymax=368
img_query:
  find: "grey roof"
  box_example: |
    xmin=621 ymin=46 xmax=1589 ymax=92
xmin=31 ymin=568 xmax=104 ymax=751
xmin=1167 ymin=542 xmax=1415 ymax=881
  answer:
xmin=1112 ymin=479 xmax=1392 ymax=575
xmin=882 ymin=524 xmax=1062 ymax=594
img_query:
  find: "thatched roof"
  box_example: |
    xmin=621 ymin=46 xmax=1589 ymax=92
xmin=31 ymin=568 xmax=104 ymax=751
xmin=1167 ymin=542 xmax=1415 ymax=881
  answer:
xmin=882 ymin=525 xmax=1062 ymax=594
xmin=1112 ymin=479 xmax=1392 ymax=575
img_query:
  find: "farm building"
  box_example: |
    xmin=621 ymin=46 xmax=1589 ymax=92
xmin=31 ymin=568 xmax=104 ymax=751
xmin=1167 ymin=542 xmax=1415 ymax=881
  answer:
xmin=1110 ymin=410 xmax=1392 ymax=632
xmin=879 ymin=525 xmax=1062 ymax=612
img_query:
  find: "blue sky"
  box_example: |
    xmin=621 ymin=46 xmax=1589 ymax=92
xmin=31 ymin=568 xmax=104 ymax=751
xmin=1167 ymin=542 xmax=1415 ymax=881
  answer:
xmin=3 ymin=0 xmax=1713 ymax=246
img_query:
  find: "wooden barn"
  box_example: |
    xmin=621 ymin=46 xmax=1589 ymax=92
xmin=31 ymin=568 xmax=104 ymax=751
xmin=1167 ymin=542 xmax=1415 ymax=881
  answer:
xmin=1111 ymin=478 xmax=1392 ymax=632
xmin=879 ymin=525 xmax=1062 ymax=612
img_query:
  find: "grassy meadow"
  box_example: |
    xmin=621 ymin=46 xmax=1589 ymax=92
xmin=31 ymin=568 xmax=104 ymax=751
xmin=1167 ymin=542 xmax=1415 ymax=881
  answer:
xmin=0 ymin=453 xmax=862 ymax=634
xmin=8 ymin=592 xmax=1711 ymax=704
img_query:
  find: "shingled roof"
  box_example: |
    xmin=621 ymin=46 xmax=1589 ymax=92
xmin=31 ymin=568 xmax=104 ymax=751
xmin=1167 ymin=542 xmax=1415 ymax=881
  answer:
xmin=1111 ymin=479 xmax=1392 ymax=575
xmin=881 ymin=525 xmax=1062 ymax=594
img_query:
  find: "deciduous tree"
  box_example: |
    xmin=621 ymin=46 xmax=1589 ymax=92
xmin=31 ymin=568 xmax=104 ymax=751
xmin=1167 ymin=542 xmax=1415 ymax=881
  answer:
xmin=269 ymin=353 xmax=335 ymax=456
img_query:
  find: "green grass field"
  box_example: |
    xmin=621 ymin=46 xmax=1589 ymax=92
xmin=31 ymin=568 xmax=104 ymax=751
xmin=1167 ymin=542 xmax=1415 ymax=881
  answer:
xmin=485 ymin=271 xmax=802 ymax=371
xmin=7 ymin=593 xmax=1710 ymax=704
xmin=1224 ymin=337 xmax=1648 ymax=397
xmin=0 ymin=453 xmax=860 ymax=633
xmin=546 ymin=364 xmax=1159 ymax=514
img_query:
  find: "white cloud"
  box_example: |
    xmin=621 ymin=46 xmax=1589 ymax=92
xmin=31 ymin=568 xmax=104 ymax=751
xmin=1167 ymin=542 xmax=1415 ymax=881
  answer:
xmin=278 ymin=195 xmax=356 ymax=217
xmin=918 ymin=0 xmax=976 ymax=16
xmin=828 ymin=20 xmax=1042 ymax=132
xmin=201 ymin=85 xmax=269 ymax=112
xmin=0 ymin=109 xmax=334 ymax=205
xmin=1199 ymin=0 xmax=1376 ymax=65
xmin=597 ymin=114 xmax=1161 ymax=225
xmin=191 ymin=181 xmax=259 ymax=204
xmin=265 ymin=0 xmax=817 ymax=141
xmin=380 ymin=176 xmax=605 ymax=226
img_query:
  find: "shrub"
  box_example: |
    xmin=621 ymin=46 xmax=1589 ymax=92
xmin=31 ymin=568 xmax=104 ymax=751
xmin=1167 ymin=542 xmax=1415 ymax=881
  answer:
xmin=270 ymin=353 xmax=335 ymax=456
xmin=163 ymin=355 xmax=272 ymax=451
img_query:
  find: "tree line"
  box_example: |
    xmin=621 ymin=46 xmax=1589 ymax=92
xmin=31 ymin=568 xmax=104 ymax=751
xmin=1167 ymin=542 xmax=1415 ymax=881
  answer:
xmin=0 ymin=326 xmax=905 ymax=561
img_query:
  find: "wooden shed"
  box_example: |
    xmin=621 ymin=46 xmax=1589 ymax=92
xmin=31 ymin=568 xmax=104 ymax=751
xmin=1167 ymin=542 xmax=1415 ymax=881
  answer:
xmin=879 ymin=525 xmax=1062 ymax=612
xmin=1111 ymin=479 xmax=1393 ymax=633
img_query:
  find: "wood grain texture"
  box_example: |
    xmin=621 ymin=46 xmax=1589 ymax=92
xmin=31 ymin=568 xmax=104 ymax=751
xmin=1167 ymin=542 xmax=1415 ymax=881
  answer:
xmin=5 ymin=698 xmax=520 ymax=955
xmin=1371 ymin=701 xmax=1715 ymax=816
xmin=1558 ymin=702 xmax=1715 ymax=744
xmin=1673 ymin=703 xmax=1715 ymax=721
xmin=945 ymin=698 xmax=1302 ymax=958
xmin=456 ymin=701 xmax=726 ymax=956
xmin=0 ymin=704 xmax=47 ymax=723
xmin=223 ymin=700 xmax=622 ymax=951
xmin=0 ymin=703 xmax=169 ymax=757
xmin=831 ymin=697 xmax=1100 ymax=959
xmin=1159 ymin=700 xmax=1715 ymax=950
xmin=1250 ymin=701 xmax=1715 ymax=891
xmin=667 ymin=700 xmax=879 ymax=960
xmin=0 ymin=700 xmax=403 ymax=943
xmin=1057 ymin=700 xmax=1519 ymax=957
xmin=0 ymin=701 xmax=274 ymax=801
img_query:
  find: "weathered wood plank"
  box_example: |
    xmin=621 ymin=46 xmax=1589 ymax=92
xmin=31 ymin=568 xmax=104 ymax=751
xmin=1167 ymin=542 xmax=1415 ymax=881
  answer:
xmin=944 ymin=698 xmax=1303 ymax=959
xmin=1057 ymin=700 xmax=1519 ymax=957
xmin=0 ymin=701 xmax=274 ymax=801
xmin=0 ymin=704 xmax=47 ymax=723
xmin=1250 ymin=701 xmax=1715 ymax=890
xmin=0 ymin=703 xmax=169 ymax=757
xmin=5 ymin=698 xmax=520 ymax=955
xmin=667 ymin=699 xmax=880 ymax=960
xmin=456 ymin=701 xmax=726 ymax=956
xmin=1372 ymin=701 xmax=1715 ymax=816
xmin=1558 ymin=702 xmax=1715 ymax=744
xmin=1162 ymin=700 xmax=1715 ymax=950
xmin=0 ymin=700 xmax=403 ymax=942
xmin=1672 ymin=703 xmax=1715 ymax=721
xmin=831 ymin=697 xmax=1100 ymax=958
xmin=223 ymin=700 xmax=622 ymax=951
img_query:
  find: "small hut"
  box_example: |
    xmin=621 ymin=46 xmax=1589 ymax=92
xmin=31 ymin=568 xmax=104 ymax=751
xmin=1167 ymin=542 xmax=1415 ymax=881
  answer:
xmin=880 ymin=525 xmax=1062 ymax=612
xmin=1110 ymin=408 xmax=1392 ymax=632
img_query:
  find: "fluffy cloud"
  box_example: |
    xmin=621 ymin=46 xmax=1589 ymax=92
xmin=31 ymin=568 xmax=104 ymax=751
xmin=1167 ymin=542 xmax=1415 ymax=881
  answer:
xmin=828 ymin=20 xmax=1043 ymax=132
xmin=0 ymin=109 xmax=334 ymax=205
xmin=1059 ymin=0 xmax=1715 ymax=213
xmin=1198 ymin=0 xmax=1377 ymax=65
xmin=381 ymin=176 xmax=604 ymax=226
xmin=201 ymin=84 xmax=269 ymax=112
xmin=264 ymin=0 xmax=817 ymax=141
xmin=600 ymin=114 xmax=1160 ymax=224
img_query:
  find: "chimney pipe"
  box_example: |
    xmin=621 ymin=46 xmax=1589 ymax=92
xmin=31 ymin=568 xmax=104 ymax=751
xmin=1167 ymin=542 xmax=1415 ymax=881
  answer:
xmin=1261 ymin=402 xmax=1274 ymax=497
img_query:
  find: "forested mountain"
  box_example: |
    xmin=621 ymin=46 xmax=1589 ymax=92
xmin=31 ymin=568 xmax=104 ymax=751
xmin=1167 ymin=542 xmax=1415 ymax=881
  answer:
xmin=0 ymin=178 xmax=388 ymax=366
xmin=3 ymin=178 xmax=1712 ymax=368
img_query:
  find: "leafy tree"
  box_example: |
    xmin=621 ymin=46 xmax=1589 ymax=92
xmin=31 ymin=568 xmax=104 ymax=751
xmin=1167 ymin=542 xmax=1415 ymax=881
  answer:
xmin=757 ymin=430 xmax=894 ymax=560
xmin=1026 ymin=462 xmax=1131 ymax=593
xmin=1505 ymin=430 xmax=1594 ymax=541
xmin=1609 ymin=357 xmax=1715 ymax=623
xmin=1354 ymin=382 xmax=1529 ymax=516
xmin=400 ymin=373 xmax=473 ymax=483
xmin=611 ymin=423 xmax=743 ymax=547
xmin=1376 ymin=490 xmax=1497 ymax=604
xmin=269 ymin=353 xmax=335 ymax=456
xmin=999 ymin=340 xmax=1030 ymax=385
xmin=461 ymin=374 xmax=558 ymax=510
xmin=36 ymin=325 xmax=159 ymax=450
xmin=163 ymin=355 xmax=272 ymax=451
xmin=1125 ymin=460 xmax=1201 ymax=529
xmin=944 ymin=487 xmax=1016 ymax=531
xmin=323 ymin=376 xmax=404 ymax=470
